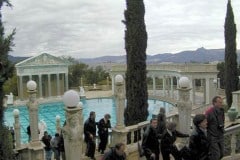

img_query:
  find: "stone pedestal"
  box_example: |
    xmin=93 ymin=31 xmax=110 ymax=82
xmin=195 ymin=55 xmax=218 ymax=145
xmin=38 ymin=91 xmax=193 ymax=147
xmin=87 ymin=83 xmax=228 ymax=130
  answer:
xmin=232 ymin=90 xmax=240 ymax=117
xmin=62 ymin=105 xmax=83 ymax=160
xmin=177 ymin=87 xmax=192 ymax=146
xmin=26 ymin=89 xmax=44 ymax=159
xmin=111 ymin=74 xmax=126 ymax=147
xmin=13 ymin=111 xmax=21 ymax=149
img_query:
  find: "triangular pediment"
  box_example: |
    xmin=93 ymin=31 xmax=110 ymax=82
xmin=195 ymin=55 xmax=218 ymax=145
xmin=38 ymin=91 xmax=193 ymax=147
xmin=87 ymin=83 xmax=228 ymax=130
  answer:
xmin=15 ymin=53 xmax=69 ymax=67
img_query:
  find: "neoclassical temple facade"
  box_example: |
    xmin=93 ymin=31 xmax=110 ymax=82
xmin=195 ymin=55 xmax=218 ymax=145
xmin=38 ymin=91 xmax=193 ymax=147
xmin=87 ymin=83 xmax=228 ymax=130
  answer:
xmin=110 ymin=63 xmax=219 ymax=105
xmin=15 ymin=53 xmax=69 ymax=100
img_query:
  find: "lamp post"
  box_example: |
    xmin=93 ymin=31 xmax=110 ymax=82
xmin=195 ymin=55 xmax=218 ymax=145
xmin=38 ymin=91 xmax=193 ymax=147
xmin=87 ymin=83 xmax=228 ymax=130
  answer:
xmin=177 ymin=77 xmax=192 ymax=136
xmin=62 ymin=90 xmax=83 ymax=160
xmin=13 ymin=109 xmax=21 ymax=149
xmin=26 ymin=80 xmax=44 ymax=160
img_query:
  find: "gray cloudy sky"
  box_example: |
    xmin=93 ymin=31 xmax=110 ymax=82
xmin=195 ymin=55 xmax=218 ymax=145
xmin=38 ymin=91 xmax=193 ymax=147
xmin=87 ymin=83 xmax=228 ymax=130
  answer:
xmin=2 ymin=0 xmax=240 ymax=58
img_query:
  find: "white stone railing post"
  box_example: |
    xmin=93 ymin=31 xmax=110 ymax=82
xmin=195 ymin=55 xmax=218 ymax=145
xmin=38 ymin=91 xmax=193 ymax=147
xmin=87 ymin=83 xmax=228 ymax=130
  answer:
xmin=26 ymin=80 xmax=44 ymax=160
xmin=115 ymin=75 xmax=125 ymax=129
xmin=56 ymin=115 xmax=61 ymax=134
xmin=231 ymin=133 xmax=237 ymax=156
xmin=13 ymin=109 xmax=21 ymax=149
xmin=176 ymin=77 xmax=192 ymax=147
xmin=111 ymin=75 xmax=128 ymax=146
xmin=62 ymin=90 xmax=83 ymax=160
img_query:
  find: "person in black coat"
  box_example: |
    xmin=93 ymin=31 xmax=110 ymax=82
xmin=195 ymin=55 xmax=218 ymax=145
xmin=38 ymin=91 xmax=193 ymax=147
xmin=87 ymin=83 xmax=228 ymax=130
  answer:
xmin=161 ymin=122 xmax=189 ymax=160
xmin=84 ymin=111 xmax=98 ymax=160
xmin=102 ymin=142 xmax=126 ymax=160
xmin=189 ymin=114 xmax=210 ymax=160
xmin=142 ymin=118 xmax=160 ymax=160
xmin=98 ymin=113 xmax=111 ymax=154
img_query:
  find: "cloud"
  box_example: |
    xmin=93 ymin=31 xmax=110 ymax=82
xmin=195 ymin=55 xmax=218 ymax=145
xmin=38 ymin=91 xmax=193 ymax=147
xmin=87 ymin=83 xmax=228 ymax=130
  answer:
xmin=2 ymin=0 xmax=240 ymax=58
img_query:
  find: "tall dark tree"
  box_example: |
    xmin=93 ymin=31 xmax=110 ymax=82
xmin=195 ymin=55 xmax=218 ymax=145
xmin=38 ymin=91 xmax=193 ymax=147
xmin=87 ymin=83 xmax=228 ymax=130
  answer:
xmin=224 ymin=0 xmax=238 ymax=108
xmin=0 ymin=0 xmax=16 ymax=159
xmin=123 ymin=0 xmax=148 ymax=126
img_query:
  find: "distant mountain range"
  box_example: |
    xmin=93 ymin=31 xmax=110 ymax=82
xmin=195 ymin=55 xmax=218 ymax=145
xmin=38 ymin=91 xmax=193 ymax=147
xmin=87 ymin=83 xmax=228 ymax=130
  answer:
xmin=8 ymin=47 xmax=240 ymax=65
xmin=78 ymin=47 xmax=240 ymax=64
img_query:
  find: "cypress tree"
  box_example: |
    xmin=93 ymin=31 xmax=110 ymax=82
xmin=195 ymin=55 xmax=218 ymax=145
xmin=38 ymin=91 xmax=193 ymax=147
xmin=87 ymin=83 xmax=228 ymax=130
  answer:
xmin=224 ymin=0 xmax=238 ymax=109
xmin=123 ymin=0 xmax=148 ymax=126
xmin=0 ymin=0 xmax=15 ymax=159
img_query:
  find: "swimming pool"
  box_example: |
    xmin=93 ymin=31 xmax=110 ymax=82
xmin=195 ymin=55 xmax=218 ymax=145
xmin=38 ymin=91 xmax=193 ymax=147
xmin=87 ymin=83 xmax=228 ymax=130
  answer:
xmin=4 ymin=98 xmax=174 ymax=143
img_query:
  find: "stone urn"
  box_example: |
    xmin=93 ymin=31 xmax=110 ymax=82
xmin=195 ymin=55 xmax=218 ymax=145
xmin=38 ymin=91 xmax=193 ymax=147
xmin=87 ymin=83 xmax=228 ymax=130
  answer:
xmin=227 ymin=106 xmax=238 ymax=122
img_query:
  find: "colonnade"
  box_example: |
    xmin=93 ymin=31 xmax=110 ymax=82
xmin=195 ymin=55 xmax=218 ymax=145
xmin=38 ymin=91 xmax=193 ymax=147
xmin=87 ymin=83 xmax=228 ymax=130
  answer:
xmin=18 ymin=73 xmax=69 ymax=100
xmin=111 ymin=74 xmax=217 ymax=104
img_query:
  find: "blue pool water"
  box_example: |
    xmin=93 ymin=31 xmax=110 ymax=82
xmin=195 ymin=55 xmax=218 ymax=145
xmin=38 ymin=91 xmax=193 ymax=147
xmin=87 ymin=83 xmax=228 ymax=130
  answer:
xmin=4 ymin=98 xmax=174 ymax=143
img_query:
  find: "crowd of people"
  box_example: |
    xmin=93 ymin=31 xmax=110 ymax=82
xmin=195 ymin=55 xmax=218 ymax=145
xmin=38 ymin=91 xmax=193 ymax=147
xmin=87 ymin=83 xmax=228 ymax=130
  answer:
xmin=141 ymin=95 xmax=225 ymax=160
xmin=10 ymin=95 xmax=224 ymax=160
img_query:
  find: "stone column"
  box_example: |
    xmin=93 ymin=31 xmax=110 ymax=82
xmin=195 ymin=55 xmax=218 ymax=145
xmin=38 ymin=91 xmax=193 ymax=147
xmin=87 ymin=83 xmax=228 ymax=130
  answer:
xmin=38 ymin=75 xmax=42 ymax=98
xmin=57 ymin=74 xmax=60 ymax=96
xmin=152 ymin=75 xmax=156 ymax=96
xmin=170 ymin=76 xmax=174 ymax=98
xmin=19 ymin=76 xmax=23 ymax=100
xmin=205 ymin=78 xmax=210 ymax=104
xmin=48 ymin=74 xmax=51 ymax=97
xmin=111 ymin=75 xmax=128 ymax=146
xmin=65 ymin=73 xmax=69 ymax=91
xmin=26 ymin=81 xmax=44 ymax=160
xmin=62 ymin=104 xmax=83 ymax=160
xmin=111 ymin=75 xmax=115 ymax=95
xmin=163 ymin=76 xmax=166 ymax=96
xmin=192 ymin=79 xmax=196 ymax=104
xmin=13 ymin=109 xmax=21 ymax=149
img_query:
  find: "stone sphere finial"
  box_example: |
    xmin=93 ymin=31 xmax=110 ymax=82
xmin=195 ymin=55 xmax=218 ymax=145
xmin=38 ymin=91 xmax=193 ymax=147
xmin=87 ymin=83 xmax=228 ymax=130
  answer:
xmin=27 ymin=80 xmax=37 ymax=91
xmin=179 ymin=77 xmax=190 ymax=88
xmin=213 ymin=79 xmax=217 ymax=84
xmin=13 ymin=109 xmax=19 ymax=116
xmin=63 ymin=90 xmax=80 ymax=108
xmin=115 ymin=74 xmax=124 ymax=84
xmin=56 ymin=115 xmax=60 ymax=120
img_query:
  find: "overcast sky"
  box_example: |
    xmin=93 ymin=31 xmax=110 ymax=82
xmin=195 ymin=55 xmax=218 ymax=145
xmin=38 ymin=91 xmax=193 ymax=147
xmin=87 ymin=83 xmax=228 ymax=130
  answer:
xmin=2 ymin=0 xmax=240 ymax=58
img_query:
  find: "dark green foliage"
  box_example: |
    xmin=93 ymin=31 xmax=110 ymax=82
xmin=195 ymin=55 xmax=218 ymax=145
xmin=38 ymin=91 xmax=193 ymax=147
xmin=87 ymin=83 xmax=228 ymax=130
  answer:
xmin=217 ymin=62 xmax=225 ymax=89
xmin=0 ymin=0 xmax=16 ymax=159
xmin=124 ymin=0 xmax=148 ymax=126
xmin=224 ymin=0 xmax=238 ymax=108
xmin=0 ymin=125 xmax=14 ymax=160
xmin=68 ymin=62 xmax=109 ymax=87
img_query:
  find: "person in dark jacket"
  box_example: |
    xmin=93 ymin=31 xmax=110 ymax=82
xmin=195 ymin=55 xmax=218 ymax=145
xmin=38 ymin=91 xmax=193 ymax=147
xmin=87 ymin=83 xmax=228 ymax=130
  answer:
xmin=41 ymin=131 xmax=52 ymax=160
xmin=103 ymin=142 xmax=126 ymax=160
xmin=142 ymin=118 xmax=160 ymax=160
xmin=98 ymin=113 xmax=111 ymax=154
xmin=205 ymin=96 xmax=224 ymax=160
xmin=84 ymin=111 xmax=97 ymax=160
xmin=161 ymin=122 xmax=189 ymax=160
xmin=157 ymin=107 xmax=166 ymax=135
xmin=189 ymin=114 xmax=210 ymax=160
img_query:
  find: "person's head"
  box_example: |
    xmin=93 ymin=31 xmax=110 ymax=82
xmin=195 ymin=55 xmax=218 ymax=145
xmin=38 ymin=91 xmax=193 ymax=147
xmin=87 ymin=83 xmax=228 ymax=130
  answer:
xmin=212 ymin=96 xmax=223 ymax=108
xmin=89 ymin=111 xmax=96 ymax=120
xmin=193 ymin=114 xmax=207 ymax=129
xmin=115 ymin=142 xmax=125 ymax=156
xmin=150 ymin=118 xmax=158 ymax=129
xmin=44 ymin=131 xmax=48 ymax=136
xmin=55 ymin=133 xmax=60 ymax=137
xmin=166 ymin=122 xmax=177 ymax=131
xmin=104 ymin=114 xmax=111 ymax=120
xmin=159 ymin=107 xmax=165 ymax=114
